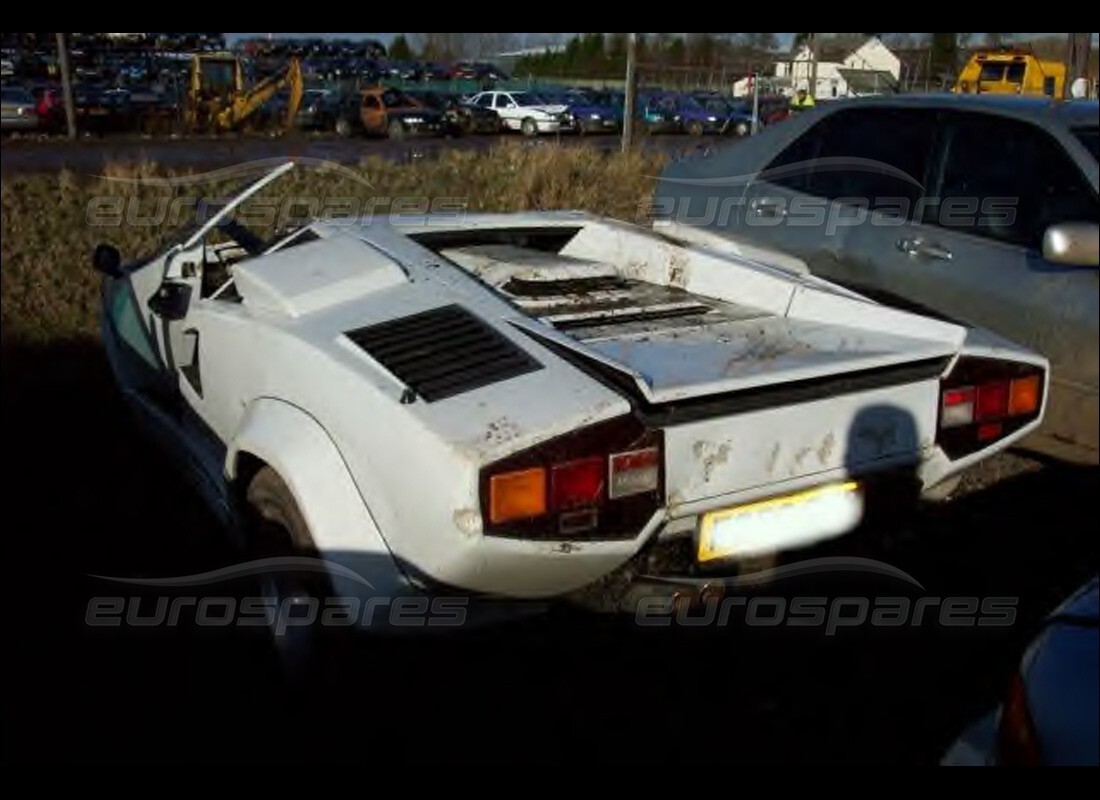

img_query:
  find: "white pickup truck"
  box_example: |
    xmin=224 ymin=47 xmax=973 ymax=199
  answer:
xmin=94 ymin=163 xmax=1047 ymax=631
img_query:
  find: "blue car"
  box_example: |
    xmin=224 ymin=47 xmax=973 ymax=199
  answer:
xmin=635 ymin=91 xmax=682 ymax=134
xmin=691 ymin=93 xmax=756 ymax=136
xmin=545 ymin=89 xmax=622 ymax=134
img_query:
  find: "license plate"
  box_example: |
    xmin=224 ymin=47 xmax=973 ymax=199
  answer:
xmin=697 ymin=482 xmax=863 ymax=563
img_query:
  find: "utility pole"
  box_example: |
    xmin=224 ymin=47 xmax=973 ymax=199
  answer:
xmin=808 ymin=32 xmax=818 ymax=100
xmin=751 ymin=72 xmax=760 ymax=135
xmin=55 ymin=32 xmax=77 ymax=139
xmin=1066 ymin=32 xmax=1092 ymax=98
xmin=622 ymin=32 xmax=638 ymax=152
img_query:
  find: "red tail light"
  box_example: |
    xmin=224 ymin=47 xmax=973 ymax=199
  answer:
xmin=551 ymin=457 xmax=604 ymax=510
xmin=937 ymin=357 xmax=1044 ymax=458
xmin=481 ymin=415 xmax=663 ymax=539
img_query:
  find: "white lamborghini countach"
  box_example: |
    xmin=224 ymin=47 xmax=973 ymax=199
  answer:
xmin=95 ymin=162 xmax=1048 ymax=622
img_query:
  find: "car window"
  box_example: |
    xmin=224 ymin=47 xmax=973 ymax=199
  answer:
xmin=473 ymin=93 xmax=493 ymax=108
xmin=107 ymin=283 xmax=160 ymax=371
xmin=362 ymin=95 xmax=380 ymax=110
xmin=1005 ymin=62 xmax=1026 ymax=83
xmin=978 ymin=62 xmax=1005 ymax=82
xmin=926 ymin=112 xmax=1099 ymax=251
xmin=493 ymin=93 xmax=511 ymax=109
xmin=763 ymin=107 xmax=937 ymax=211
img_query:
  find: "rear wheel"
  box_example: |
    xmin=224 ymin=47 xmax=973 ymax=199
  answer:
xmin=245 ymin=466 xmax=334 ymax=677
xmin=688 ymin=120 xmax=704 ymax=137
xmin=520 ymin=117 xmax=539 ymax=137
xmin=733 ymin=120 xmax=751 ymax=137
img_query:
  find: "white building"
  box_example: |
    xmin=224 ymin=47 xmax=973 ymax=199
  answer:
xmin=773 ymin=36 xmax=900 ymax=98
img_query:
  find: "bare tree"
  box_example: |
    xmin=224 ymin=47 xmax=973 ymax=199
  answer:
xmin=737 ymin=32 xmax=779 ymax=52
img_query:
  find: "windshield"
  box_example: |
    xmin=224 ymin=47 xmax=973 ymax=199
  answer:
xmin=380 ymin=88 xmax=413 ymax=108
xmin=978 ymin=62 xmax=1006 ymax=82
xmin=512 ymin=92 xmax=552 ymax=106
xmin=1073 ymin=127 xmax=1099 ymax=161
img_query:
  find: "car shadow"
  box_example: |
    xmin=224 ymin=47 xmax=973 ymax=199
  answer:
xmin=3 ymin=337 xmax=1096 ymax=763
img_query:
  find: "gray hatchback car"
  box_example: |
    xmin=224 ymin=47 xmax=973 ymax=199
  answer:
xmin=658 ymin=95 xmax=1099 ymax=463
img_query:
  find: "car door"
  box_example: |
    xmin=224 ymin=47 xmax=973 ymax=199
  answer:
xmin=842 ymin=110 xmax=1099 ymax=459
xmin=104 ymin=163 xmax=296 ymax=511
xmin=493 ymin=92 xmax=517 ymax=127
xmin=360 ymin=93 xmax=384 ymax=133
xmin=738 ymin=106 xmax=939 ymax=280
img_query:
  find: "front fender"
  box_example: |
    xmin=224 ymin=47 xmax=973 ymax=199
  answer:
xmin=227 ymin=397 xmax=409 ymax=598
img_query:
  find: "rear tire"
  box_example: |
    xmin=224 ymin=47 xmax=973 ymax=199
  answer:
xmin=245 ymin=466 xmax=334 ymax=678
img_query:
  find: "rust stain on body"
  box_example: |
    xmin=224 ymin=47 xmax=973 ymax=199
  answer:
xmin=693 ymin=440 xmax=731 ymax=483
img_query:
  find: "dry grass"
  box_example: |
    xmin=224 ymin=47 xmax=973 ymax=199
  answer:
xmin=1 ymin=142 xmax=665 ymax=344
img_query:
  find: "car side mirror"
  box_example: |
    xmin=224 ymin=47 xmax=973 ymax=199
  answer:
xmin=148 ymin=281 xmax=192 ymax=321
xmin=92 ymin=243 xmax=123 ymax=278
xmin=1042 ymin=222 xmax=1099 ymax=267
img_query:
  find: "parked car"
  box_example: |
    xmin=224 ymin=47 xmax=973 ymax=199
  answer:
xmin=294 ymin=88 xmax=355 ymax=132
xmin=71 ymin=83 xmax=135 ymax=133
xmin=450 ymin=61 xmax=509 ymax=83
xmin=1 ymin=85 xmax=39 ymax=131
xmin=636 ymin=91 xmax=683 ymax=134
xmin=467 ymin=90 xmax=572 ymax=136
xmin=543 ymin=89 xmax=622 ymax=134
xmin=657 ymin=95 xmax=1100 ymax=463
xmin=653 ymin=94 xmax=730 ymax=136
xmin=92 ymin=161 xmax=1047 ymax=659
xmin=357 ymin=86 xmax=444 ymax=139
xmin=943 ymin=576 xmax=1099 ymax=766
xmin=691 ymin=94 xmax=757 ymax=136
xmin=405 ymin=89 xmax=500 ymax=135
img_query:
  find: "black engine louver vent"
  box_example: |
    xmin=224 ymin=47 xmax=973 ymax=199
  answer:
xmin=346 ymin=305 xmax=543 ymax=402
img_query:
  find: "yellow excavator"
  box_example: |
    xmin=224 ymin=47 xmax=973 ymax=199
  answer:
xmin=183 ymin=52 xmax=303 ymax=132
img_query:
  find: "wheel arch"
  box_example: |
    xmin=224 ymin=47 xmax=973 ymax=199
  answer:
xmin=226 ymin=397 xmax=409 ymax=597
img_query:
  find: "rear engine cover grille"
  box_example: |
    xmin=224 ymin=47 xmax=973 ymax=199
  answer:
xmin=346 ymin=305 xmax=543 ymax=402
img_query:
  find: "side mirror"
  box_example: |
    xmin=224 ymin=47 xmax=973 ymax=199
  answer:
xmin=148 ymin=281 xmax=192 ymax=321
xmin=1042 ymin=222 xmax=1100 ymax=267
xmin=92 ymin=243 xmax=123 ymax=278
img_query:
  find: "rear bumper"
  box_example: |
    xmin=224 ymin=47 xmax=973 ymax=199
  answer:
xmin=1 ymin=115 xmax=39 ymax=131
xmin=399 ymin=458 xmax=928 ymax=600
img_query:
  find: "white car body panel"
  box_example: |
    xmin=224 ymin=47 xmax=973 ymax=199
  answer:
xmin=468 ymin=91 xmax=569 ymax=133
xmin=99 ymin=164 xmax=1049 ymax=604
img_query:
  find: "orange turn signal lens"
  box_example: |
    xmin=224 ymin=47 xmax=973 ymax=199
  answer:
xmin=489 ymin=467 xmax=546 ymax=524
xmin=1008 ymin=374 xmax=1041 ymax=417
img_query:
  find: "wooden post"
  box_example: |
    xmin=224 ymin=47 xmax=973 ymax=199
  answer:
xmin=56 ymin=32 xmax=77 ymax=139
xmin=622 ymin=33 xmax=638 ymax=152
xmin=808 ymin=32 xmax=818 ymax=99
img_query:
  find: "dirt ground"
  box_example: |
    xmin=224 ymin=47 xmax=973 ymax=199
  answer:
xmin=3 ymin=334 xmax=1096 ymax=764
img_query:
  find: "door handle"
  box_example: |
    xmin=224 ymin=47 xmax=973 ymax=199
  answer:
xmin=896 ymin=237 xmax=952 ymax=261
xmin=751 ymin=198 xmax=787 ymax=218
